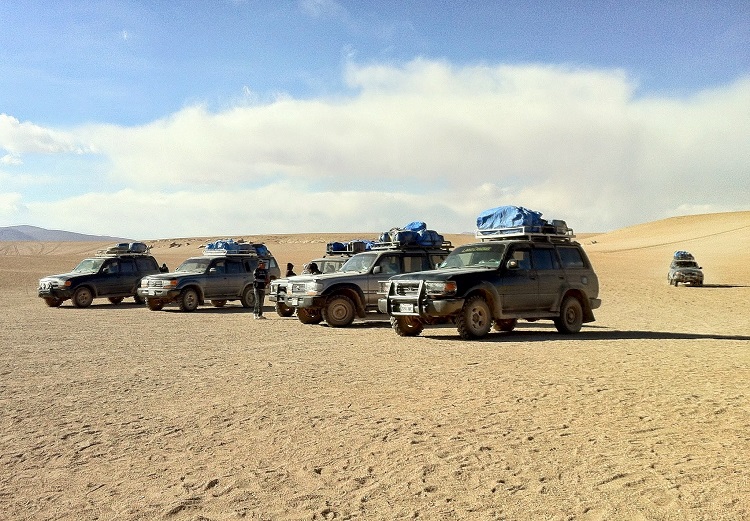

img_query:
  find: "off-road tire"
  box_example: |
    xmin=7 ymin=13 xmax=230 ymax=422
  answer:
xmin=108 ymin=297 xmax=124 ymax=305
xmin=554 ymin=295 xmax=583 ymax=334
xmin=323 ymin=294 xmax=356 ymax=327
xmin=276 ymin=302 xmax=294 ymax=317
xmin=297 ymin=307 xmax=323 ymax=324
xmin=240 ymin=287 xmax=255 ymax=308
xmin=391 ymin=316 xmax=424 ymax=337
xmin=211 ymin=300 xmax=227 ymax=308
xmin=72 ymin=287 xmax=94 ymax=308
xmin=146 ymin=299 xmax=164 ymax=311
xmin=493 ymin=318 xmax=517 ymax=332
xmin=456 ymin=295 xmax=492 ymax=340
xmin=178 ymin=288 xmax=199 ymax=312
xmin=43 ymin=297 xmax=63 ymax=307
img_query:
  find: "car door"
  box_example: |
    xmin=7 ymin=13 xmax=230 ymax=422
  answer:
xmin=204 ymin=258 xmax=228 ymax=298
xmin=117 ymin=258 xmax=141 ymax=294
xmin=531 ymin=246 xmax=564 ymax=310
xmin=498 ymin=246 xmax=538 ymax=311
xmin=224 ymin=258 xmax=246 ymax=297
xmin=99 ymin=258 xmax=127 ymax=295
xmin=366 ymin=254 xmax=402 ymax=306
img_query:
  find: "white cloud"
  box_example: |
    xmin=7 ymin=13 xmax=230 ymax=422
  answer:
xmin=0 ymin=113 xmax=94 ymax=157
xmin=4 ymin=60 xmax=750 ymax=236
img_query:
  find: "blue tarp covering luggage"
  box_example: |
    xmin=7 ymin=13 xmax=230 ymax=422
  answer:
xmin=476 ymin=206 xmax=546 ymax=230
xmin=417 ymin=229 xmax=444 ymax=247
xmin=402 ymin=221 xmax=427 ymax=232
xmin=674 ymin=250 xmax=694 ymax=260
xmin=380 ymin=222 xmax=444 ymax=247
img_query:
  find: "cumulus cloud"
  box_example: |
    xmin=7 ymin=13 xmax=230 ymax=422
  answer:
xmin=0 ymin=114 xmax=94 ymax=157
xmin=3 ymin=60 xmax=750 ymax=236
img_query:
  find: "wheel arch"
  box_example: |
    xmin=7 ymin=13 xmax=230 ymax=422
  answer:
xmin=180 ymin=283 xmax=205 ymax=304
xmin=323 ymin=284 xmax=366 ymax=317
xmin=561 ymin=289 xmax=594 ymax=323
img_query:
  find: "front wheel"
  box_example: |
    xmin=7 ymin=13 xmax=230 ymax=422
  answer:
xmin=554 ymin=296 xmax=583 ymax=334
xmin=72 ymin=287 xmax=94 ymax=308
xmin=392 ymin=316 xmax=424 ymax=337
xmin=456 ymin=295 xmax=492 ymax=340
xmin=133 ymin=294 xmax=145 ymax=304
xmin=276 ymin=302 xmax=294 ymax=317
xmin=178 ymin=288 xmax=199 ymax=312
xmin=43 ymin=297 xmax=63 ymax=307
xmin=297 ymin=307 xmax=323 ymax=324
xmin=323 ymin=295 xmax=356 ymax=327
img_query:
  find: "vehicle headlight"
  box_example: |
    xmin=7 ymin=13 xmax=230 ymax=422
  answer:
xmin=304 ymin=281 xmax=323 ymax=295
xmin=140 ymin=279 xmax=149 ymax=288
xmin=379 ymin=281 xmax=391 ymax=293
xmin=425 ymin=281 xmax=457 ymax=296
xmin=162 ymin=279 xmax=178 ymax=288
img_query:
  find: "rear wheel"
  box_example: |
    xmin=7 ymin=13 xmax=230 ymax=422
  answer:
xmin=72 ymin=287 xmax=94 ymax=308
xmin=240 ymin=287 xmax=255 ymax=308
xmin=276 ymin=302 xmax=294 ymax=317
xmin=211 ymin=300 xmax=227 ymax=308
xmin=43 ymin=297 xmax=63 ymax=308
xmin=297 ymin=307 xmax=323 ymax=324
xmin=554 ymin=296 xmax=583 ymax=334
xmin=108 ymin=296 xmax=124 ymax=305
xmin=456 ymin=295 xmax=491 ymax=340
xmin=392 ymin=316 xmax=424 ymax=337
xmin=323 ymin=295 xmax=356 ymax=327
xmin=146 ymin=299 xmax=164 ymax=311
xmin=178 ymin=288 xmax=199 ymax=312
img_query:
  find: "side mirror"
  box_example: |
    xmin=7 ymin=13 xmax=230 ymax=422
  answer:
xmin=506 ymin=259 xmax=519 ymax=270
xmin=209 ymin=268 xmax=217 ymax=274
xmin=102 ymin=267 xmax=110 ymax=274
xmin=373 ymin=266 xmax=382 ymax=274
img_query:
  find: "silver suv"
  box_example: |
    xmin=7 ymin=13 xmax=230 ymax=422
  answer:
xmin=277 ymin=241 xmax=452 ymax=327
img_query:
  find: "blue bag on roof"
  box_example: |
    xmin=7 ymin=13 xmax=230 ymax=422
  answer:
xmin=476 ymin=206 xmax=545 ymax=230
xmin=402 ymin=221 xmax=427 ymax=232
xmin=393 ymin=230 xmax=419 ymax=246
xmin=417 ymin=229 xmax=444 ymax=247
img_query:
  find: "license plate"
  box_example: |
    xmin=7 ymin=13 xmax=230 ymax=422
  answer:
xmin=399 ymin=303 xmax=414 ymax=313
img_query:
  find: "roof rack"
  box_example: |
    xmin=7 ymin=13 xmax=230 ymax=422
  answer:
xmin=476 ymin=225 xmax=575 ymax=243
xmin=326 ymin=240 xmax=372 ymax=255
xmin=370 ymin=240 xmax=453 ymax=251
xmin=202 ymin=239 xmax=271 ymax=257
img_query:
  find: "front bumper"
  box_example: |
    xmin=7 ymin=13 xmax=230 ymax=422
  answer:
xmin=279 ymin=295 xmax=324 ymax=309
xmin=380 ymin=296 xmax=465 ymax=317
xmin=38 ymin=288 xmax=72 ymax=300
xmin=137 ymin=287 xmax=180 ymax=301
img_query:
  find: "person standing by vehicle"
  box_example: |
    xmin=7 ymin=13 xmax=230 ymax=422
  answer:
xmin=253 ymin=260 xmax=270 ymax=319
xmin=285 ymin=262 xmax=296 ymax=277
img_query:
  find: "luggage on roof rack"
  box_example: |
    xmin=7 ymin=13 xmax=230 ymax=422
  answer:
xmin=326 ymin=239 xmax=374 ymax=255
xmin=96 ymin=242 xmax=151 ymax=256
xmin=203 ymin=239 xmax=270 ymax=256
xmin=378 ymin=221 xmax=448 ymax=248
xmin=673 ymin=250 xmax=695 ymax=260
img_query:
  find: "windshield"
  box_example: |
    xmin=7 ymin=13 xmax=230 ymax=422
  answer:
xmin=441 ymin=243 xmax=508 ymax=269
xmin=674 ymin=260 xmax=699 ymax=268
xmin=72 ymin=258 xmax=105 ymax=274
xmin=340 ymin=253 xmax=376 ymax=273
xmin=176 ymin=258 xmax=211 ymax=273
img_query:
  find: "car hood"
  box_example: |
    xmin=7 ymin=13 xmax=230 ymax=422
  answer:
xmin=40 ymin=272 xmax=80 ymax=281
xmin=389 ymin=267 xmax=492 ymax=281
xmin=143 ymin=271 xmax=203 ymax=280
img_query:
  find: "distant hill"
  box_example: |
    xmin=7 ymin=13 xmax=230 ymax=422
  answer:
xmin=0 ymin=225 xmax=130 ymax=242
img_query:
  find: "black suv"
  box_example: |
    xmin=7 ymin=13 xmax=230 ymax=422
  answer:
xmin=38 ymin=243 xmax=162 ymax=308
xmin=137 ymin=242 xmax=280 ymax=312
xmin=380 ymin=225 xmax=601 ymax=339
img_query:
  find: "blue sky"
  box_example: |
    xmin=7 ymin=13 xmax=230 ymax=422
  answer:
xmin=1 ymin=0 xmax=749 ymax=239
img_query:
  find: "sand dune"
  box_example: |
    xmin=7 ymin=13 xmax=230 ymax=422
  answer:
xmin=0 ymin=212 xmax=748 ymax=520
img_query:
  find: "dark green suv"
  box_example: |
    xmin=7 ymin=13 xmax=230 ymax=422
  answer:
xmin=38 ymin=244 xmax=162 ymax=308
xmin=380 ymin=226 xmax=601 ymax=340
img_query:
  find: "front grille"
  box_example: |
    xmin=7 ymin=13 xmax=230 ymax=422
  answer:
xmin=146 ymin=279 xmax=164 ymax=288
xmin=392 ymin=281 xmax=421 ymax=296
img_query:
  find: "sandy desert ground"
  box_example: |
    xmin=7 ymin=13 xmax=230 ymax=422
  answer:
xmin=0 ymin=211 xmax=748 ymax=521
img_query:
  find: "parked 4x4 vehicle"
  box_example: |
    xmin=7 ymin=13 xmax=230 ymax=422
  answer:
xmin=277 ymin=239 xmax=452 ymax=327
xmin=38 ymin=242 xmax=162 ymax=308
xmin=269 ymin=240 xmax=369 ymax=317
xmin=137 ymin=240 xmax=280 ymax=312
xmin=668 ymin=251 xmax=703 ymax=286
xmin=380 ymin=222 xmax=601 ymax=340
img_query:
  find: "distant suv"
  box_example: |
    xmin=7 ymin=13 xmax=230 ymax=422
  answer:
xmin=668 ymin=251 xmax=703 ymax=286
xmin=269 ymin=240 xmax=367 ymax=317
xmin=380 ymin=224 xmax=601 ymax=340
xmin=38 ymin=242 xmax=162 ymax=308
xmin=277 ymin=240 xmax=452 ymax=327
xmin=138 ymin=241 xmax=280 ymax=312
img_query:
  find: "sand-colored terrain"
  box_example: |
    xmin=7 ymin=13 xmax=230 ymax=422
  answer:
xmin=1 ymin=212 xmax=748 ymax=520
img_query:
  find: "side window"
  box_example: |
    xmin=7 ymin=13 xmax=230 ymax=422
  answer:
xmin=120 ymin=259 xmax=136 ymax=274
xmin=266 ymin=258 xmax=278 ymax=269
xmin=558 ymin=247 xmax=585 ymax=269
xmin=106 ymin=260 xmax=120 ymax=274
xmin=531 ymin=248 xmax=559 ymax=270
xmin=212 ymin=260 xmax=226 ymax=274
xmin=429 ymin=254 xmax=448 ymax=269
xmin=403 ymin=255 xmax=426 ymax=273
xmin=226 ymin=260 xmax=242 ymax=274
xmin=377 ymin=255 xmax=401 ymax=275
xmin=244 ymin=259 xmax=257 ymax=272
xmin=510 ymin=247 xmax=532 ymax=270
xmin=136 ymin=258 xmax=157 ymax=272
